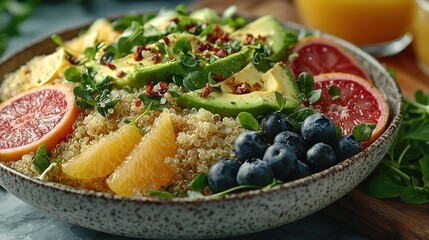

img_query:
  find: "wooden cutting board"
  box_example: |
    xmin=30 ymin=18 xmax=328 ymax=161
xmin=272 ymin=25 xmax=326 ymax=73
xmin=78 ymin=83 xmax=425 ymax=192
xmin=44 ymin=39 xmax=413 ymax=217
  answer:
xmin=192 ymin=1 xmax=429 ymax=239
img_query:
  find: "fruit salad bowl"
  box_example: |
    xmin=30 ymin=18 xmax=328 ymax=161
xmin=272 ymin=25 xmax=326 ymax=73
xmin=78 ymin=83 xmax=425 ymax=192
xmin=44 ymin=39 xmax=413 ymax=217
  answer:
xmin=0 ymin=12 xmax=402 ymax=239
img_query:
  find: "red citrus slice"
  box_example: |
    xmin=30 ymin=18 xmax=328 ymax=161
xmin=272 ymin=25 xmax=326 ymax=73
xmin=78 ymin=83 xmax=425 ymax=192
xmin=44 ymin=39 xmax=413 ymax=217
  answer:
xmin=289 ymin=36 xmax=370 ymax=80
xmin=0 ymin=84 xmax=79 ymax=162
xmin=311 ymin=73 xmax=389 ymax=147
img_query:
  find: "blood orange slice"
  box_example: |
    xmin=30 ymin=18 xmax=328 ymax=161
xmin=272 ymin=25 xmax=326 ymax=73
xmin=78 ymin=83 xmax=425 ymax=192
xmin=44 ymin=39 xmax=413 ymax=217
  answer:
xmin=289 ymin=36 xmax=370 ymax=80
xmin=0 ymin=84 xmax=79 ymax=162
xmin=311 ymin=73 xmax=389 ymax=147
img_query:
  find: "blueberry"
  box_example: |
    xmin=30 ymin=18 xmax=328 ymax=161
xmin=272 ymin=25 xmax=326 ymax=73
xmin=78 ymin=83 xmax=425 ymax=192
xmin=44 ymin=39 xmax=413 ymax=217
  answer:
xmin=301 ymin=113 xmax=336 ymax=146
xmin=207 ymin=159 xmax=240 ymax=193
xmin=274 ymin=131 xmax=307 ymax=160
xmin=234 ymin=131 xmax=268 ymax=162
xmin=260 ymin=112 xmax=293 ymax=143
xmin=237 ymin=158 xmax=273 ymax=186
xmin=334 ymin=135 xmax=363 ymax=162
xmin=306 ymin=143 xmax=337 ymax=172
xmin=288 ymin=160 xmax=311 ymax=181
xmin=263 ymin=143 xmax=298 ymax=181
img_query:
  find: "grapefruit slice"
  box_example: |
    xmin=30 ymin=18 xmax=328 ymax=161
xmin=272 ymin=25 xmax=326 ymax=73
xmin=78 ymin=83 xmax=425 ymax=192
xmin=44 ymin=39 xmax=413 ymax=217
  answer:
xmin=311 ymin=72 xmax=389 ymax=147
xmin=289 ymin=36 xmax=370 ymax=80
xmin=0 ymin=84 xmax=79 ymax=162
xmin=61 ymin=124 xmax=142 ymax=180
xmin=107 ymin=113 xmax=177 ymax=197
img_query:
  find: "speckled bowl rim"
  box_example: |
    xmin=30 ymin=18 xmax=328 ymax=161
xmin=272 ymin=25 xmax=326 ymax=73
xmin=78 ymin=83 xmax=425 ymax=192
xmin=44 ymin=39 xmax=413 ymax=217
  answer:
xmin=0 ymin=18 xmax=403 ymax=206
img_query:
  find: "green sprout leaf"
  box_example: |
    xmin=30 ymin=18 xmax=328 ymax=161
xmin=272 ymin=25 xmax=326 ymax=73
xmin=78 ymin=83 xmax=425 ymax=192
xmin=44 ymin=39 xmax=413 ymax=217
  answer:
xmin=173 ymin=37 xmax=192 ymax=55
xmin=32 ymin=144 xmax=52 ymax=173
xmin=328 ymin=85 xmax=341 ymax=100
xmin=275 ymin=91 xmax=286 ymax=110
xmin=183 ymin=71 xmax=206 ymax=91
xmin=190 ymin=173 xmax=208 ymax=193
xmin=352 ymin=123 xmax=376 ymax=142
xmin=149 ymin=190 xmax=176 ymax=198
xmin=64 ymin=66 xmax=82 ymax=83
xmin=237 ymin=112 xmax=259 ymax=131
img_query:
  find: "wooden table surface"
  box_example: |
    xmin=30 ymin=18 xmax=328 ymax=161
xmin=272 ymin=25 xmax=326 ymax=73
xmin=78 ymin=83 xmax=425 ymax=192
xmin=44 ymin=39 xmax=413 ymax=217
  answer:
xmin=192 ymin=1 xmax=429 ymax=239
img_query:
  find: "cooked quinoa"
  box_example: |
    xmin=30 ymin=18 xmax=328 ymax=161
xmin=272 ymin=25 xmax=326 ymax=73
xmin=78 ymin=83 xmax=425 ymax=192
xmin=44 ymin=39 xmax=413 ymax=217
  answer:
xmin=9 ymin=82 xmax=244 ymax=196
xmin=1 ymin=8 xmax=294 ymax=197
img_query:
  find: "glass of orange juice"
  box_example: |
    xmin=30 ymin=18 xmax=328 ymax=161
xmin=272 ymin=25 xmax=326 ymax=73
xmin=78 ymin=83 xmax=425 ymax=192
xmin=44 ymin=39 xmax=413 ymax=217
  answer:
xmin=295 ymin=0 xmax=414 ymax=56
xmin=412 ymin=0 xmax=429 ymax=76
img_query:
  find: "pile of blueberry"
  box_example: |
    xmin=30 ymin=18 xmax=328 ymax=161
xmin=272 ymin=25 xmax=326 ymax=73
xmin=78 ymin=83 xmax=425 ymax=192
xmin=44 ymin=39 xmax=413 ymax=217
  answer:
xmin=207 ymin=112 xmax=363 ymax=193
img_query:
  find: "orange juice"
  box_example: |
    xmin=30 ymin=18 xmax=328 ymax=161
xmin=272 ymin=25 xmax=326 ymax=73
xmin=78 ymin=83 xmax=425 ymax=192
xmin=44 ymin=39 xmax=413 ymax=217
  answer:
xmin=412 ymin=0 xmax=429 ymax=75
xmin=295 ymin=0 xmax=414 ymax=46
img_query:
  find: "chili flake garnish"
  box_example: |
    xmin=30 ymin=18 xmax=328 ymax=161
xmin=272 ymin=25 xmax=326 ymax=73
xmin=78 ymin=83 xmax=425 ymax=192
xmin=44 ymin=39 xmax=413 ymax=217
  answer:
xmin=145 ymin=81 xmax=168 ymax=97
xmin=233 ymin=82 xmax=252 ymax=95
xmin=201 ymin=83 xmax=214 ymax=98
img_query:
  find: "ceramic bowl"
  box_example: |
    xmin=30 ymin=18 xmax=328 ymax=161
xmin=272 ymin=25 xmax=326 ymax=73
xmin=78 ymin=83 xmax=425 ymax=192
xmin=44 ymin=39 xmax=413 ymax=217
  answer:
xmin=0 ymin=20 xmax=403 ymax=239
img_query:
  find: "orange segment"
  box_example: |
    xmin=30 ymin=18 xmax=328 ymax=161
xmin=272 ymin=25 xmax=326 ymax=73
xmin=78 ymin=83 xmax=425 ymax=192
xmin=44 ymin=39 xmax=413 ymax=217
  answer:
xmin=107 ymin=113 xmax=177 ymax=197
xmin=0 ymin=84 xmax=79 ymax=162
xmin=61 ymin=124 xmax=142 ymax=179
xmin=312 ymin=72 xmax=389 ymax=147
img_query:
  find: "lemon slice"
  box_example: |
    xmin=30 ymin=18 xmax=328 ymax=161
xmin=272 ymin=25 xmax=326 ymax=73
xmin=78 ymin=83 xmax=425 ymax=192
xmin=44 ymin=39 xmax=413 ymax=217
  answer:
xmin=0 ymin=48 xmax=67 ymax=101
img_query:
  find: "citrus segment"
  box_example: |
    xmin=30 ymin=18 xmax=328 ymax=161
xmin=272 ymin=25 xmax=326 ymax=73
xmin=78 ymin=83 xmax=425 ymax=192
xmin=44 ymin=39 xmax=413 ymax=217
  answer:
xmin=0 ymin=84 xmax=79 ymax=162
xmin=61 ymin=124 xmax=142 ymax=179
xmin=289 ymin=36 xmax=370 ymax=80
xmin=312 ymin=72 xmax=389 ymax=147
xmin=107 ymin=113 xmax=177 ymax=197
xmin=0 ymin=49 xmax=68 ymax=101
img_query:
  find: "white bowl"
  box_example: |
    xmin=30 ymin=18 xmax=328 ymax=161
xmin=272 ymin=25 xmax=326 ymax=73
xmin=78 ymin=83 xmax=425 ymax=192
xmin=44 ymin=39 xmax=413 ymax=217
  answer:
xmin=0 ymin=20 xmax=403 ymax=239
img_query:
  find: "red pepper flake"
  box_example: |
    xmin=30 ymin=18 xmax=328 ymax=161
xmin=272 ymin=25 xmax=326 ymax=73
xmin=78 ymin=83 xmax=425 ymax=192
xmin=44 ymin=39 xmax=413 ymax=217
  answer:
xmin=233 ymin=83 xmax=251 ymax=95
xmin=106 ymin=63 xmax=116 ymax=70
xmin=216 ymin=49 xmax=228 ymax=58
xmin=134 ymin=45 xmax=147 ymax=61
xmin=151 ymin=50 xmax=161 ymax=64
xmin=201 ymin=83 xmax=214 ymax=98
xmin=23 ymin=69 xmax=31 ymax=75
xmin=205 ymin=24 xmax=230 ymax=44
xmin=163 ymin=36 xmax=170 ymax=45
xmin=65 ymin=54 xmax=79 ymax=65
xmin=116 ymin=70 xmax=125 ymax=78
xmin=145 ymin=81 xmax=168 ymax=97
xmin=253 ymin=82 xmax=262 ymax=91
xmin=218 ymin=74 xmax=224 ymax=82
xmin=245 ymin=34 xmax=257 ymax=45
xmin=134 ymin=99 xmax=142 ymax=107
xmin=158 ymin=81 xmax=168 ymax=94
xmin=171 ymin=17 xmax=180 ymax=24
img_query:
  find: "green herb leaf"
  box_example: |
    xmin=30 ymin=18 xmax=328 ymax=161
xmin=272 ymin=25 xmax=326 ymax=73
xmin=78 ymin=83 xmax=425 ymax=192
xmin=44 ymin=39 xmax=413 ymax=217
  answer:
xmin=237 ymin=112 xmax=259 ymax=131
xmin=420 ymin=156 xmax=429 ymax=187
xmin=149 ymin=190 xmax=176 ymax=198
xmin=190 ymin=173 xmax=208 ymax=193
xmin=367 ymin=170 xmax=408 ymax=198
xmin=64 ymin=66 xmax=82 ymax=83
xmin=335 ymin=125 xmax=343 ymax=139
xmin=328 ymin=85 xmax=341 ymax=100
xmin=173 ymin=37 xmax=192 ymax=55
xmin=180 ymin=54 xmax=198 ymax=67
xmin=400 ymin=186 xmax=429 ymax=204
xmin=32 ymin=144 xmax=51 ymax=173
xmin=95 ymin=89 xmax=120 ymax=117
xmin=73 ymin=87 xmax=97 ymax=109
xmin=308 ymin=89 xmax=322 ymax=105
xmin=199 ymin=24 xmax=214 ymax=37
xmin=138 ymin=93 xmax=167 ymax=111
xmin=275 ymin=91 xmax=286 ymax=110
xmin=352 ymin=123 xmax=376 ymax=142
xmin=297 ymin=72 xmax=314 ymax=98
xmin=183 ymin=71 xmax=206 ymax=91
xmin=51 ymin=34 xmax=63 ymax=46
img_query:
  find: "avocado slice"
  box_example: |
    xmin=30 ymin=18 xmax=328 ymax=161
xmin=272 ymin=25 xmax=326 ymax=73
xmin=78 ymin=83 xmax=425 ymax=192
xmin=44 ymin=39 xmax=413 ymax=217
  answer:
xmin=94 ymin=32 xmax=251 ymax=88
xmin=230 ymin=15 xmax=291 ymax=62
xmin=175 ymin=63 xmax=300 ymax=117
